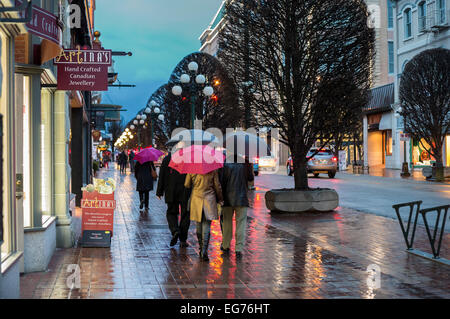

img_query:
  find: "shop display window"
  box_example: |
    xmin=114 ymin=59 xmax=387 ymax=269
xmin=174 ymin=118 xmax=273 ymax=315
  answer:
xmin=412 ymin=139 xmax=435 ymax=167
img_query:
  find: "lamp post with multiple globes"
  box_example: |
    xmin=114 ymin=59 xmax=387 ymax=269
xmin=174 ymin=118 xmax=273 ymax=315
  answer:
xmin=144 ymin=100 xmax=165 ymax=147
xmin=171 ymin=61 xmax=214 ymax=129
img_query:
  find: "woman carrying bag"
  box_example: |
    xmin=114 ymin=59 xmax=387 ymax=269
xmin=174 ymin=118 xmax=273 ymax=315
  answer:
xmin=134 ymin=161 xmax=157 ymax=212
xmin=184 ymin=170 xmax=224 ymax=262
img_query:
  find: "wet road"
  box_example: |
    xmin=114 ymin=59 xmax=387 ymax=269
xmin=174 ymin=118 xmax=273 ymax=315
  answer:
xmin=256 ymin=171 xmax=450 ymax=231
xmin=20 ymin=168 xmax=450 ymax=299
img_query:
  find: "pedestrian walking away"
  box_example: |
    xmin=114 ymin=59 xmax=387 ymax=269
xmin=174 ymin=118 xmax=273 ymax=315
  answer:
xmin=119 ymin=150 xmax=128 ymax=174
xmin=185 ymin=171 xmax=224 ymax=262
xmin=156 ymin=151 xmax=191 ymax=248
xmin=219 ymin=155 xmax=254 ymax=258
xmin=129 ymin=150 xmax=136 ymax=173
xmin=135 ymin=160 xmax=157 ymax=211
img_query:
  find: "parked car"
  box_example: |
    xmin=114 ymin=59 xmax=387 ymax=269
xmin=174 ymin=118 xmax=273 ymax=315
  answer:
xmin=286 ymin=149 xmax=338 ymax=178
xmin=259 ymin=156 xmax=278 ymax=172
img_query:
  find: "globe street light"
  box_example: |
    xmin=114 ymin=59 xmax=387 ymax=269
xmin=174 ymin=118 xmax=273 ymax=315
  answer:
xmin=145 ymin=101 xmax=165 ymax=147
xmin=171 ymin=61 xmax=214 ymax=129
xmin=132 ymin=114 xmax=146 ymax=151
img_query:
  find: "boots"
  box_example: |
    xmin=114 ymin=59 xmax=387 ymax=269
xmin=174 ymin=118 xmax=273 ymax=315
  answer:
xmin=201 ymin=228 xmax=211 ymax=262
xmin=197 ymin=232 xmax=203 ymax=258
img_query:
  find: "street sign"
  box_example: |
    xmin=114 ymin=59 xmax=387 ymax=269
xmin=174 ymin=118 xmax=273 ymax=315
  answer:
xmin=54 ymin=48 xmax=112 ymax=91
xmin=400 ymin=133 xmax=410 ymax=141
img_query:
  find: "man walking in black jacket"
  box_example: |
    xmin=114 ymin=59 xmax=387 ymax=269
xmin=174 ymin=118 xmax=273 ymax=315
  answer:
xmin=219 ymin=155 xmax=254 ymax=258
xmin=156 ymin=152 xmax=190 ymax=247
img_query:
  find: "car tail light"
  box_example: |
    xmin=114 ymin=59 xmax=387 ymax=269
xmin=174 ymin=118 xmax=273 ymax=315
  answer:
xmin=332 ymin=157 xmax=338 ymax=162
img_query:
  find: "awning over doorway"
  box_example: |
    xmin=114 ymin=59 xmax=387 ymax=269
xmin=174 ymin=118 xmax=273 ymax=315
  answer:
xmin=379 ymin=112 xmax=392 ymax=130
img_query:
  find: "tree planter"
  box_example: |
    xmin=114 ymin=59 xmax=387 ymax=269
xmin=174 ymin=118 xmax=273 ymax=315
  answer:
xmin=265 ymin=188 xmax=339 ymax=213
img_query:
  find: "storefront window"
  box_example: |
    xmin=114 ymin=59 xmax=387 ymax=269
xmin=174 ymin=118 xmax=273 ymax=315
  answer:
xmin=22 ymin=76 xmax=32 ymax=228
xmin=41 ymin=90 xmax=52 ymax=215
xmin=1 ymin=32 xmax=11 ymax=261
xmin=412 ymin=139 xmax=435 ymax=167
xmin=384 ymin=130 xmax=392 ymax=156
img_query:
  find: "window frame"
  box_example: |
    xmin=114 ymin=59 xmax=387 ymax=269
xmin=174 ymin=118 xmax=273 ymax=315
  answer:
xmin=418 ymin=1 xmax=427 ymax=32
xmin=388 ymin=41 xmax=395 ymax=74
xmin=404 ymin=8 xmax=413 ymax=39
xmin=388 ymin=0 xmax=394 ymax=28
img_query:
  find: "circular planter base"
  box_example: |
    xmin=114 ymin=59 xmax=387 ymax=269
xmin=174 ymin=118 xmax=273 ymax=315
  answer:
xmin=265 ymin=188 xmax=339 ymax=213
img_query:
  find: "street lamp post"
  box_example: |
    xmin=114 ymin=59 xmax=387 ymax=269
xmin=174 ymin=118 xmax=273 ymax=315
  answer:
xmin=132 ymin=115 xmax=146 ymax=151
xmin=171 ymin=61 xmax=214 ymax=129
xmin=145 ymin=100 xmax=165 ymax=147
xmin=395 ymin=106 xmax=411 ymax=177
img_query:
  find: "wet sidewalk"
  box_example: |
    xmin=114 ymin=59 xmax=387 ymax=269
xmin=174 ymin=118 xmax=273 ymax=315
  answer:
xmin=20 ymin=168 xmax=450 ymax=299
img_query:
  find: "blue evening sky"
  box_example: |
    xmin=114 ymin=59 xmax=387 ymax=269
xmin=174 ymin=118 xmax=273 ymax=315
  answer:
xmin=95 ymin=0 xmax=223 ymax=123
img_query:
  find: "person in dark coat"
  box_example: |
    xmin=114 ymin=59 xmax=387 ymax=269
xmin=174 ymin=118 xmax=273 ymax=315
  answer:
xmin=129 ymin=151 xmax=136 ymax=173
xmin=134 ymin=161 xmax=156 ymax=211
xmin=156 ymin=152 xmax=191 ymax=247
xmin=119 ymin=151 xmax=128 ymax=174
xmin=219 ymin=155 xmax=254 ymax=258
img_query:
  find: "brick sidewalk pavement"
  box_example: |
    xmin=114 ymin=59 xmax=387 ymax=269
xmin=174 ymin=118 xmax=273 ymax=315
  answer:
xmin=20 ymin=168 xmax=450 ymax=299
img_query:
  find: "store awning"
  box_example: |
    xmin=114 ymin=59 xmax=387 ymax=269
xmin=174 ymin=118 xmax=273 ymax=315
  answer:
xmin=364 ymin=83 xmax=395 ymax=114
xmin=379 ymin=112 xmax=392 ymax=130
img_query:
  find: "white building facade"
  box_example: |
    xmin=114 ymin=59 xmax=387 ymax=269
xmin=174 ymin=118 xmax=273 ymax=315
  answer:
xmin=392 ymin=0 xmax=450 ymax=169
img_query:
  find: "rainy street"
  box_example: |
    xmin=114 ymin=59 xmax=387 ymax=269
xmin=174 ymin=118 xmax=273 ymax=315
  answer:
xmin=19 ymin=167 xmax=450 ymax=299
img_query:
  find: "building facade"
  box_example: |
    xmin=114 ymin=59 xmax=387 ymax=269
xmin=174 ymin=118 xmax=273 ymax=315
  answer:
xmin=0 ymin=0 xmax=97 ymax=298
xmin=393 ymin=0 xmax=450 ymax=169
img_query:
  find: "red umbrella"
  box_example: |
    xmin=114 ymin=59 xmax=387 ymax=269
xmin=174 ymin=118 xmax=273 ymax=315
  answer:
xmin=134 ymin=147 xmax=164 ymax=164
xmin=169 ymin=145 xmax=225 ymax=175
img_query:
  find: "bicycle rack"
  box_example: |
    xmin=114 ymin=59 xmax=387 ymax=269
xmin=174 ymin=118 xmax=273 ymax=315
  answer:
xmin=392 ymin=201 xmax=422 ymax=250
xmin=393 ymin=201 xmax=449 ymax=265
xmin=420 ymin=205 xmax=449 ymax=260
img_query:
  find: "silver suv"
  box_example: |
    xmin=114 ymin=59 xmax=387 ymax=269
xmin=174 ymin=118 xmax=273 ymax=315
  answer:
xmin=287 ymin=148 xmax=338 ymax=178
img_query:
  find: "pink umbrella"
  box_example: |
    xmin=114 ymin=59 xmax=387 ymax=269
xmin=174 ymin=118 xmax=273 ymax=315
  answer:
xmin=169 ymin=145 xmax=225 ymax=175
xmin=134 ymin=147 xmax=164 ymax=164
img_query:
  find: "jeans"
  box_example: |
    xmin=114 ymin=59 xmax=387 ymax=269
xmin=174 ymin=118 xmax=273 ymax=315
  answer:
xmin=221 ymin=206 xmax=247 ymax=252
xmin=167 ymin=201 xmax=190 ymax=242
xmin=196 ymin=211 xmax=211 ymax=256
xmin=139 ymin=191 xmax=150 ymax=209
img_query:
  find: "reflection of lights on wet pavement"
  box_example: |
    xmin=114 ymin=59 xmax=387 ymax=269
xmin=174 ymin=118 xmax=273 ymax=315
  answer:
xmin=305 ymin=243 xmax=326 ymax=291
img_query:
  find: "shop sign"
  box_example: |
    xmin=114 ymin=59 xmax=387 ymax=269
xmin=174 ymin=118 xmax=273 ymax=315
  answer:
xmin=54 ymin=48 xmax=112 ymax=91
xmin=81 ymin=191 xmax=115 ymax=247
xmin=16 ymin=0 xmax=62 ymax=45
xmin=400 ymin=133 xmax=411 ymax=141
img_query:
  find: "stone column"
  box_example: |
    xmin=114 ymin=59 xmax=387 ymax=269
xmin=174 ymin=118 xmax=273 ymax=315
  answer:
xmin=54 ymin=91 xmax=73 ymax=248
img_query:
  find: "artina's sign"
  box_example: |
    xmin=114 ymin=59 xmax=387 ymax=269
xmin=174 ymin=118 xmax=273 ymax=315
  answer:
xmin=54 ymin=48 xmax=112 ymax=91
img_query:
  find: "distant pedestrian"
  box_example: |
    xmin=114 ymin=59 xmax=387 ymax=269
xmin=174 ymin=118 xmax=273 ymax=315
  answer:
xmin=134 ymin=160 xmax=157 ymax=211
xmin=156 ymin=151 xmax=190 ymax=248
xmin=119 ymin=151 xmax=128 ymax=174
xmin=219 ymin=155 xmax=254 ymax=258
xmin=103 ymin=153 xmax=110 ymax=169
xmin=129 ymin=150 xmax=136 ymax=173
xmin=185 ymin=171 xmax=224 ymax=261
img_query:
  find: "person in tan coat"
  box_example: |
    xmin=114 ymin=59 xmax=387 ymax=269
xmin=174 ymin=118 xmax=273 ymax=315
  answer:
xmin=185 ymin=170 xmax=224 ymax=261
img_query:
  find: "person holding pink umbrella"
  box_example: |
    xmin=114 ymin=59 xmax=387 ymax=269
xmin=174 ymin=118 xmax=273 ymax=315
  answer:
xmin=170 ymin=145 xmax=224 ymax=261
xmin=134 ymin=148 xmax=164 ymax=212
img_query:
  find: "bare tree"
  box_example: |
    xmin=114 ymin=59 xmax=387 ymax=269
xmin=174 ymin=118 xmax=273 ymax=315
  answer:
xmin=219 ymin=0 xmax=375 ymax=189
xmin=107 ymin=117 xmax=125 ymax=153
xmin=399 ymin=48 xmax=450 ymax=179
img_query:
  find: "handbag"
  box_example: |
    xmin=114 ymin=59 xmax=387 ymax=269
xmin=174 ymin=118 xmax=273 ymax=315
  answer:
xmin=151 ymin=165 xmax=158 ymax=179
